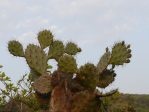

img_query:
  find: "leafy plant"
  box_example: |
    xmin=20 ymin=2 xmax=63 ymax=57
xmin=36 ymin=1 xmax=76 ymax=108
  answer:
xmin=0 ymin=66 xmax=39 ymax=112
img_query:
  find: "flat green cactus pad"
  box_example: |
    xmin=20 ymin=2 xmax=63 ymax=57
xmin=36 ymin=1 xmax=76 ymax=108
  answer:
xmin=76 ymin=63 xmax=98 ymax=91
xmin=25 ymin=44 xmax=48 ymax=75
xmin=98 ymin=69 xmax=116 ymax=88
xmin=65 ymin=42 xmax=81 ymax=55
xmin=29 ymin=69 xmax=41 ymax=81
xmin=8 ymin=40 xmax=24 ymax=57
xmin=38 ymin=30 xmax=53 ymax=49
xmin=97 ymin=50 xmax=111 ymax=74
xmin=58 ymin=54 xmax=77 ymax=74
xmin=110 ymin=41 xmax=131 ymax=65
xmin=48 ymin=40 xmax=65 ymax=60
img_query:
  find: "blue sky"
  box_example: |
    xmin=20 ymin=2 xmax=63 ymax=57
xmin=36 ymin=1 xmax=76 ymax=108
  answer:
xmin=0 ymin=0 xmax=149 ymax=94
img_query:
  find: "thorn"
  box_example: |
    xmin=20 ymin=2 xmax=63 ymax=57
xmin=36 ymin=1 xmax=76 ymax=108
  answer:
xmin=106 ymin=47 xmax=109 ymax=52
xmin=127 ymin=44 xmax=131 ymax=48
xmin=122 ymin=41 xmax=125 ymax=45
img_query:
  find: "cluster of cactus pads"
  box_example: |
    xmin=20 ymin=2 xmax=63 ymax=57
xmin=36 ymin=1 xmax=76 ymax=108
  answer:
xmin=8 ymin=29 xmax=132 ymax=112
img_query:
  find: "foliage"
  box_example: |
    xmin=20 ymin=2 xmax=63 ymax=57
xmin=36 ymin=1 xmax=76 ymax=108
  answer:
xmin=102 ymin=92 xmax=149 ymax=112
xmin=123 ymin=94 xmax=149 ymax=112
xmin=103 ymin=92 xmax=136 ymax=112
xmin=0 ymin=66 xmax=40 ymax=111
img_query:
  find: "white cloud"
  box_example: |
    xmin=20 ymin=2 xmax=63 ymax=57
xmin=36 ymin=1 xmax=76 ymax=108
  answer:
xmin=53 ymin=0 xmax=104 ymax=16
xmin=26 ymin=5 xmax=42 ymax=12
xmin=15 ymin=17 xmax=49 ymax=29
xmin=16 ymin=32 xmax=36 ymax=42
xmin=10 ymin=32 xmax=38 ymax=49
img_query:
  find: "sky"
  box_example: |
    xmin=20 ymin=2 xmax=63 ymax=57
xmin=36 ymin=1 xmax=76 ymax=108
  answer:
xmin=0 ymin=0 xmax=149 ymax=94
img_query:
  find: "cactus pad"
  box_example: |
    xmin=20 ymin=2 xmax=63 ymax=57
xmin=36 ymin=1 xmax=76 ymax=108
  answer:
xmin=110 ymin=41 xmax=132 ymax=65
xmin=25 ymin=44 xmax=48 ymax=75
xmin=76 ymin=63 xmax=98 ymax=91
xmin=29 ymin=69 xmax=41 ymax=81
xmin=58 ymin=54 xmax=77 ymax=74
xmin=97 ymin=50 xmax=111 ymax=74
xmin=98 ymin=69 xmax=116 ymax=88
xmin=8 ymin=40 xmax=24 ymax=57
xmin=38 ymin=30 xmax=53 ymax=49
xmin=32 ymin=74 xmax=52 ymax=94
xmin=48 ymin=40 xmax=64 ymax=60
xmin=65 ymin=42 xmax=81 ymax=55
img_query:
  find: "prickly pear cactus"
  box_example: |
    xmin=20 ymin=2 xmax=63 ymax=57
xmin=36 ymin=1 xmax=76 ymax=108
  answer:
xmin=25 ymin=44 xmax=48 ymax=75
xmin=38 ymin=30 xmax=53 ymax=49
xmin=65 ymin=42 xmax=81 ymax=55
xmin=33 ymin=74 xmax=52 ymax=109
xmin=58 ymin=54 xmax=77 ymax=74
xmin=33 ymin=74 xmax=52 ymax=94
xmin=8 ymin=40 xmax=24 ymax=57
xmin=110 ymin=41 xmax=131 ymax=65
xmin=76 ymin=63 xmax=98 ymax=91
xmin=48 ymin=40 xmax=65 ymax=60
xmin=98 ymin=69 xmax=116 ymax=88
xmin=8 ymin=29 xmax=132 ymax=112
xmin=97 ymin=50 xmax=111 ymax=74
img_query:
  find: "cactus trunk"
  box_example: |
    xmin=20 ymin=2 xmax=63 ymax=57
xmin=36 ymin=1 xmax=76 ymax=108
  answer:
xmin=50 ymin=84 xmax=72 ymax=112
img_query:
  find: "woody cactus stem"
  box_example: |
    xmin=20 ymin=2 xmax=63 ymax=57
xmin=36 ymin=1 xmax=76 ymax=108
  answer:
xmin=8 ymin=29 xmax=132 ymax=112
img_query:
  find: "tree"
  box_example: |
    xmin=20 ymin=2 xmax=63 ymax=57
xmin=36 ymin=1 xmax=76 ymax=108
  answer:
xmin=7 ymin=29 xmax=132 ymax=112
